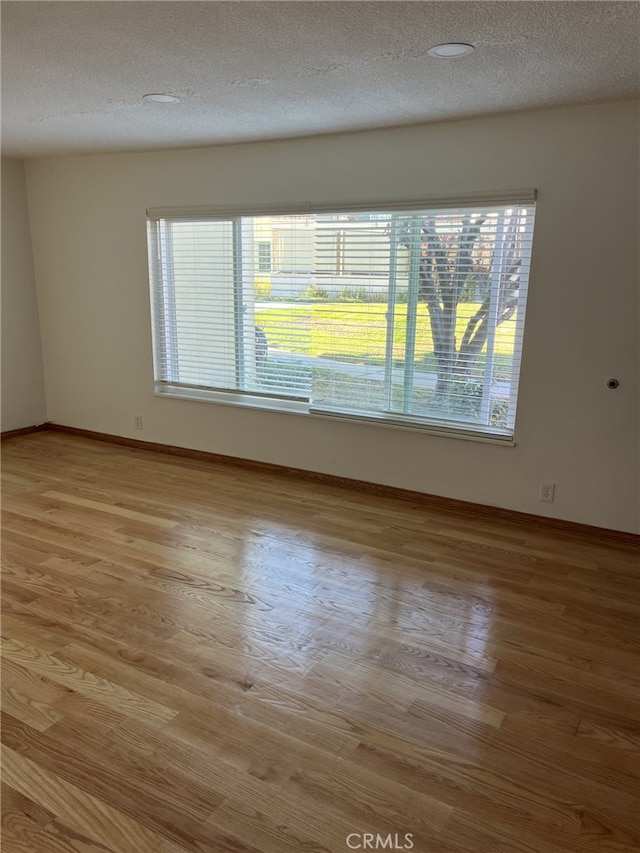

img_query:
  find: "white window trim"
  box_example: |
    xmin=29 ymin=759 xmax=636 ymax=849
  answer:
xmin=153 ymin=382 xmax=516 ymax=445
xmin=148 ymin=190 xmax=536 ymax=445
xmin=146 ymin=189 xmax=537 ymax=221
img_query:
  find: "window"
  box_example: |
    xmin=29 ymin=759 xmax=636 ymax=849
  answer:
xmin=147 ymin=195 xmax=536 ymax=440
xmin=256 ymin=240 xmax=272 ymax=272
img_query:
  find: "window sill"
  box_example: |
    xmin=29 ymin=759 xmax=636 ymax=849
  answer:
xmin=154 ymin=384 xmax=516 ymax=446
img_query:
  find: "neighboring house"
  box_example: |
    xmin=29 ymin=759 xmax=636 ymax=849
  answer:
xmin=255 ymin=215 xmax=410 ymax=298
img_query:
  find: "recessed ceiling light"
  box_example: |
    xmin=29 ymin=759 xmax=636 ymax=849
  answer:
xmin=428 ymin=43 xmax=475 ymax=59
xmin=143 ymin=93 xmax=180 ymax=104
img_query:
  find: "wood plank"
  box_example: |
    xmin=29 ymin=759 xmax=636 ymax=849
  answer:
xmin=2 ymin=431 xmax=639 ymax=853
xmin=1 ymin=715 xmax=222 ymax=852
xmin=1 ymin=746 xmax=164 ymax=853
xmin=1 ymin=638 xmax=176 ymax=726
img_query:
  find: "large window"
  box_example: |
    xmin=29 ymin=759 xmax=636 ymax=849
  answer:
xmin=147 ymin=196 xmax=536 ymax=440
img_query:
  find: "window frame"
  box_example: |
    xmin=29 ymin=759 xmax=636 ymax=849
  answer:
xmin=256 ymin=239 xmax=272 ymax=272
xmin=147 ymin=191 xmax=536 ymax=444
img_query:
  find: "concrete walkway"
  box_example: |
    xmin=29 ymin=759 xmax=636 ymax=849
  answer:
xmin=268 ymin=348 xmax=438 ymax=390
xmin=267 ymin=348 xmax=509 ymax=398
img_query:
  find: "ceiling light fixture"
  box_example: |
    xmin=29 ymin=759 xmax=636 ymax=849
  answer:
xmin=143 ymin=93 xmax=180 ymax=104
xmin=428 ymin=43 xmax=475 ymax=58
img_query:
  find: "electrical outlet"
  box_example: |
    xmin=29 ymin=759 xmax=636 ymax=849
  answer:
xmin=134 ymin=415 xmax=143 ymax=430
xmin=539 ymin=482 xmax=555 ymax=503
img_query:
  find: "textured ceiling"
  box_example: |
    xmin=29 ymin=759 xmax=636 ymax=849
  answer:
xmin=2 ymin=1 xmax=639 ymax=157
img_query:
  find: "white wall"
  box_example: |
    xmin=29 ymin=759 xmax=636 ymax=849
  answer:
xmin=25 ymin=101 xmax=640 ymax=532
xmin=1 ymin=157 xmax=47 ymax=431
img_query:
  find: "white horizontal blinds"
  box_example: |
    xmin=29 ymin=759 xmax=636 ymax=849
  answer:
xmin=148 ymin=199 xmax=535 ymax=435
xmin=149 ymin=219 xmax=238 ymax=390
xmin=248 ymin=216 xmax=312 ymax=398
xmin=309 ymin=214 xmax=399 ymax=413
xmin=379 ymin=204 xmax=536 ymax=432
xmin=148 ymin=216 xmax=312 ymax=400
xmin=306 ymin=204 xmax=535 ymax=433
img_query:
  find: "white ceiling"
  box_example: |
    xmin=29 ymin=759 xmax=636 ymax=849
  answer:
xmin=2 ymin=1 xmax=639 ymax=158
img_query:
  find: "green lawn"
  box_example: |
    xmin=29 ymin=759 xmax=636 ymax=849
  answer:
xmin=255 ymin=301 xmax=517 ymax=365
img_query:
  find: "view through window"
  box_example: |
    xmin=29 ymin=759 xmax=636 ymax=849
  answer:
xmin=148 ymin=200 xmax=536 ymax=438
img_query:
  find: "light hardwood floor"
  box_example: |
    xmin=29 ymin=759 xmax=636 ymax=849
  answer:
xmin=1 ymin=431 xmax=638 ymax=853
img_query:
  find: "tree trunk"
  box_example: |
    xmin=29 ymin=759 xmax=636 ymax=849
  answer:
xmin=416 ymin=211 xmax=524 ymax=394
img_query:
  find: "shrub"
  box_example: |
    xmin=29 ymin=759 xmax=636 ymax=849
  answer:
xmin=302 ymin=284 xmax=330 ymax=300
